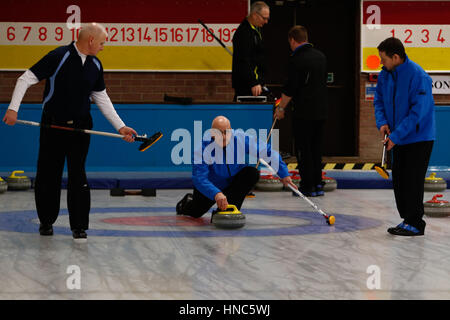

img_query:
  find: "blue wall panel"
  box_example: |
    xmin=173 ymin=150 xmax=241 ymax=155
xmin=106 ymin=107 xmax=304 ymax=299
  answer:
xmin=0 ymin=104 xmax=273 ymax=172
xmin=1 ymin=104 xmax=448 ymax=173
xmin=429 ymin=106 xmax=450 ymax=167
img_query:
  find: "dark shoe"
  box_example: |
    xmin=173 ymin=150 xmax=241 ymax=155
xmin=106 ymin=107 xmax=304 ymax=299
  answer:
xmin=293 ymin=187 xmax=317 ymax=197
xmin=387 ymin=222 xmax=405 ymax=234
xmin=388 ymin=223 xmax=424 ymax=236
xmin=315 ymin=184 xmax=324 ymax=196
xmin=39 ymin=224 xmax=53 ymax=236
xmin=176 ymin=193 xmax=193 ymax=215
xmin=72 ymin=229 xmax=87 ymax=242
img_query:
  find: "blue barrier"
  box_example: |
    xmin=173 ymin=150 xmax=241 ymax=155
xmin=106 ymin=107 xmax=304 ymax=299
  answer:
xmin=1 ymin=104 xmax=449 ymax=173
xmin=429 ymin=106 xmax=450 ymax=167
xmin=0 ymin=103 xmax=273 ymax=172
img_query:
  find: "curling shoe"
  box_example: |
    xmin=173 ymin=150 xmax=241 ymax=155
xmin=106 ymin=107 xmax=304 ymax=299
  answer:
xmin=72 ymin=229 xmax=87 ymax=242
xmin=176 ymin=193 xmax=193 ymax=215
xmin=293 ymin=186 xmax=317 ymax=197
xmin=388 ymin=223 xmax=424 ymax=236
xmin=39 ymin=224 xmax=53 ymax=236
xmin=387 ymin=222 xmax=405 ymax=234
xmin=315 ymin=184 xmax=325 ymax=196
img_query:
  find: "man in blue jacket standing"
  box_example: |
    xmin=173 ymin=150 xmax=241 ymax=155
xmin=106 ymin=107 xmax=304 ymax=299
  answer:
xmin=374 ymin=37 xmax=435 ymax=236
xmin=176 ymin=115 xmax=294 ymax=218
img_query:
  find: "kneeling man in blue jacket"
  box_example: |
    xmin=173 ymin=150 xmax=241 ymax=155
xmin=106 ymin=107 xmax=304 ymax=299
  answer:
xmin=374 ymin=37 xmax=436 ymax=236
xmin=176 ymin=115 xmax=294 ymax=217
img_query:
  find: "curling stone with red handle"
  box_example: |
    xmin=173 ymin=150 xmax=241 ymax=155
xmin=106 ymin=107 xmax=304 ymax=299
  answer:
xmin=322 ymin=172 xmax=337 ymax=192
xmin=424 ymin=194 xmax=450 ymax=218
xmin=255 ymin=170 xmax=283 ymax=191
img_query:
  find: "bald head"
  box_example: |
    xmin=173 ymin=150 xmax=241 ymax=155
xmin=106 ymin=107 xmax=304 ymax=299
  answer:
xmin=76 ymin=22 xmax=107 ymax=56
xmin=212 ymin=116 xmax=231 ymax=131
xmin=78 ymin=22 xmax=107 ymax=40
xmin=211 ymin=116 xmax=232 ymax=147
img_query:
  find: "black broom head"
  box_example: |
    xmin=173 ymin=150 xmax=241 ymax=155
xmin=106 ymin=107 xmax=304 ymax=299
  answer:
xmin=138 ymin=132 xmax=163 ymax=152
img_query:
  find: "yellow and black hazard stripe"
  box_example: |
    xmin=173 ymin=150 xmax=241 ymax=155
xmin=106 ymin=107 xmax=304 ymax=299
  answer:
xmin=287 ymin=163 xmax=384 ymax=171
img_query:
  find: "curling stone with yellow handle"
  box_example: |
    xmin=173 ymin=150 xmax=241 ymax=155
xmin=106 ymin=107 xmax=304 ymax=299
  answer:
xmin=0 ymin=177 xmax=8 ymax=194
xmin=211 ymin=204 xmax=246 ymax=229
xmin=7 ymin=170 xmax=32 ymax=190
xmin=424 ymin=173 xmax=447 ymax=192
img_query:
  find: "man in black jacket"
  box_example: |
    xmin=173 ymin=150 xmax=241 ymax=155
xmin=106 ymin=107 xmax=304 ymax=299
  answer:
xmin=274 ymin=25 xmax=328 ymax=197
xmin=232 ymin=1 xmax=270 ymax=100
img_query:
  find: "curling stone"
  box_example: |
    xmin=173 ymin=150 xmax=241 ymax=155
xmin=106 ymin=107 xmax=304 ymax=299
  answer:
xmin=255 ymin=170 xmax=283 ymax=191
xmin=322 ymin=172 xmax=337 ymax=192
xmin=7 ymin=170 xmax=31 ymax=190
xmin=424 ymin=194 xmax=450 ymax=218
xmin=424 ymin=173 xmax=447 ymax=192
xmin=211 ymin=204 xmax=246 ymax=229
xmin=0 ymin=177 xmax=8 ymax=194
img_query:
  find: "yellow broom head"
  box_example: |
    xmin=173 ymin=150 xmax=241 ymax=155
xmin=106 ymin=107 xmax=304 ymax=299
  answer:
xmin=375 ymin=165 xmax=389 ymax=179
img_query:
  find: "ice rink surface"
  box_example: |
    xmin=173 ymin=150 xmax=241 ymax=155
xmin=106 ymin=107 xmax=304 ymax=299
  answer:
xmin=0 ymin=188 xmax=449 ymax=300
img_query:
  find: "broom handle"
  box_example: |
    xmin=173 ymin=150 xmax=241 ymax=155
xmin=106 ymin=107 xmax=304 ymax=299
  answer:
xmin=16 ymin=119 xmax=147 ymax=141
xmin=198 ymin=19 xmax=233 ymax=56
xmin=259 ymin=158 xmax=328 ymax=217
xmin=381 ymin=134 xmax=387 ymax=167
xmin=255 ymin=118 xmax=277 ymax=169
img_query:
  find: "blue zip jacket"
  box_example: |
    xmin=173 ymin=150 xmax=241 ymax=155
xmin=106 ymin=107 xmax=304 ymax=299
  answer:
xmin=374 ymin=55 xmax=435 ymax=145
xmin=192 ymin=130 xmax=289 ymax=200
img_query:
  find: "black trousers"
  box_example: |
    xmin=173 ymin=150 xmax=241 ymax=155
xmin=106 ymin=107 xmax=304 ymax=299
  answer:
xmin=181 ymin=166 xmax=260 ymax=218
xmin=392 ymin=140 xmax=433 ymax=231
xmin=293 ymin=119 xmax=325 ymax=191
xmin=34 ymin=114 xmax=92 ymax=231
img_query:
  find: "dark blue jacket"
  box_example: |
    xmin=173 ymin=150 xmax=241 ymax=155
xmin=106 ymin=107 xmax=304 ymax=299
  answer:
xmin=30 ymin=42 xmax=105 ymax=122
xmin=192 ymin=130 xmax=289 ymax=200
xmin=374 ymin=55 xmax=435 ymax=145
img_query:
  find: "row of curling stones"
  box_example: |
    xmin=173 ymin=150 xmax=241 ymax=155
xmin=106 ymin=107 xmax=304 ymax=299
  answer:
xmin=424 ymin=194 xmax=450 ymax=218
xmin=211 ymin=204 xmax=246 ymax=229
xmin=254 ymin=170 xmax=283 ymax=191
xmin=254 ymin=170 xmax=337 ymax=192
xmin=5 ymin=170 xmax=32 ymax=191
xmin=424 ymin=173 xmax=448 ymax=192
xmin=0 ymin=177 xmax=7 ymax=193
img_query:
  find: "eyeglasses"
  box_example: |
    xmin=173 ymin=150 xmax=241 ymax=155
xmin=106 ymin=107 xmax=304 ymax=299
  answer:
xmin=256 ymin=11 xmax=270 ymax=21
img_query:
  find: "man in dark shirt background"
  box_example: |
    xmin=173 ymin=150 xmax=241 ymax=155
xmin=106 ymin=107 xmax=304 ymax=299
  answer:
xmin=232 ymin=1 xmax=270 ymax=100
xmin=274 ymin=25 xmax=328 ymax=197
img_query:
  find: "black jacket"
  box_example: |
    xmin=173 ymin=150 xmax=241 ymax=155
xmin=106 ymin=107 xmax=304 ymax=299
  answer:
xmin=282 ymin=43 xmax=328 ymax=120
xmin=232 ymin=19 xmax=265 ymax=93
